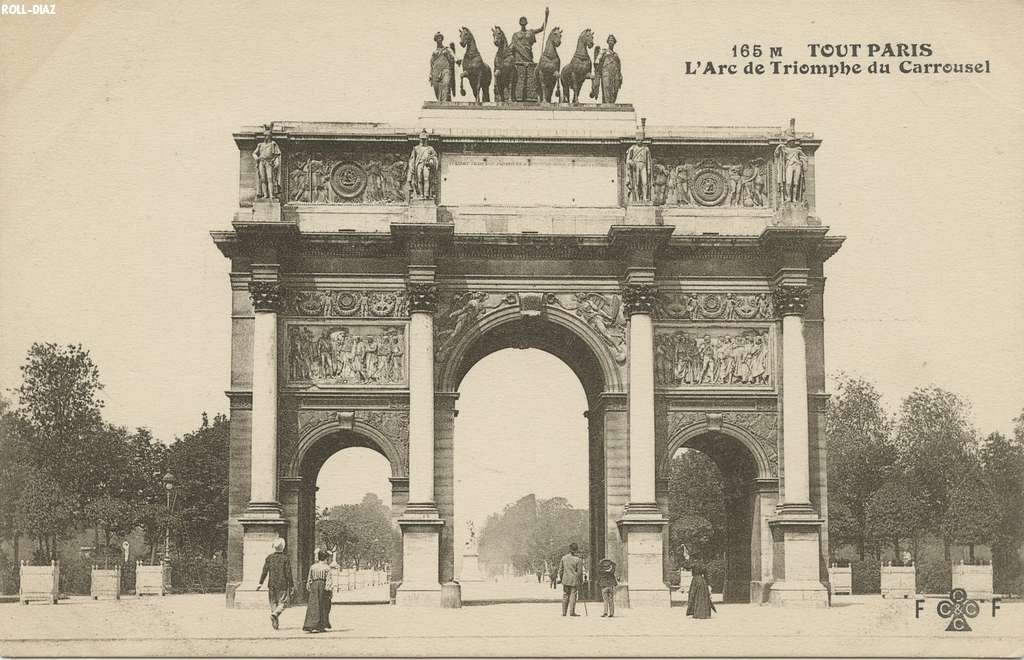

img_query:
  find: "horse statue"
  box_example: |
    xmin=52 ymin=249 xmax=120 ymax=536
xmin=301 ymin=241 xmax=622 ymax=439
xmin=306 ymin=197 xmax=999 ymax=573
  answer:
xmin=491 ymin=26 xmax=515 ymax=102
xmin=559 ymin=29 xmax=594 ymax=104
xmin=535 ymin=26 xmax=562 ymax=103
xmin=458 ymin=27 xmax=492 ymax=103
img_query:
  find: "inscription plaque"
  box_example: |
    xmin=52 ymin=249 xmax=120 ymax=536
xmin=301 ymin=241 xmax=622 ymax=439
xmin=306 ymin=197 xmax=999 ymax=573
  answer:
xmin=440 ymin=154 xmax=619 ymax=207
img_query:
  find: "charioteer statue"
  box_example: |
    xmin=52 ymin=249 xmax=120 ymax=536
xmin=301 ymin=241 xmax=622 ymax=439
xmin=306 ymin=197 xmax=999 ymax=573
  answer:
xmin=508 ymin=7 xmax=548 ymax=101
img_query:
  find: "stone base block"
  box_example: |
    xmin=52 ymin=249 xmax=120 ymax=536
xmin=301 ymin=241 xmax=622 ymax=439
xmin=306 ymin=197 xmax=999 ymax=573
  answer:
xmin=231 ymin=583 xmax=271 ymax=610
xmin=395 ymin=586 xmax=442 ymax=607
xmin=624 ymin=203 xmax=657 ymax=225
xmin=773 ymin=202 xmax=810 ymax=226
xmin=252 ymin=199 xmax=282 ymax=223
xmin=750 ymin=580 xmax=771 ymax=604
xmin=626 ymin=586 xmax=672 ymax=608
xmin=405 ymin=200 xmax=438 ymax=224
xmin=767 ymin=579 xmax=829 ymax=607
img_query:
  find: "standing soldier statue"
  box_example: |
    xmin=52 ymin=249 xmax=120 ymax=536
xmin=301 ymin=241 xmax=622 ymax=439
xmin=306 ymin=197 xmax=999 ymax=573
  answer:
xmin=407 ymin=130 xmax=439 ymax=200
xmin=626 ymin=123 xmax=652 ymax=203
xmin=774 ymin=118 xmax=808 ymax=204
xmin=592 ymin=34 xmax=623 ymax=103
xmin=430 ymin=32 xmax=456 ymax=102
xmin=252 ymin=125 xmax=281 ymax=199
xmin=508 ymin=7 xmax=549 ymax=101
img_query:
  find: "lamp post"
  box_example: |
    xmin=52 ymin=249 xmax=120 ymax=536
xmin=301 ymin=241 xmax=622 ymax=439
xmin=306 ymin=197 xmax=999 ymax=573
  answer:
xmin=162 ymin=472 xmax=176 ymax=562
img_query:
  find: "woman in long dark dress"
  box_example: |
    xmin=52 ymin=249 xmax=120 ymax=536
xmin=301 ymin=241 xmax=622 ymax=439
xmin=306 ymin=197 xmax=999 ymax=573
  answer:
xmin=685 ymin=565 xmax=716 ymax=619
xmin=303 ymin=551 xmax=333 ymax=633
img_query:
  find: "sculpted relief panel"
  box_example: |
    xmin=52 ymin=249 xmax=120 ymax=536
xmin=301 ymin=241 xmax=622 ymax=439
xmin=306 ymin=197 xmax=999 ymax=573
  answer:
xmin=285 ymin=323 xmax=407 ymax=387
xmin=651 ymin=156 xmax=769 ymax=208
xmin=657 ymin=292 xmax=774 ymax=321
xmin=655 ymin=327 xmax=772 ymax=388
xmin=287 ymin=151 xmax=410 ymax=204
xmin=286 ymin=289 xmax=410 ymax=318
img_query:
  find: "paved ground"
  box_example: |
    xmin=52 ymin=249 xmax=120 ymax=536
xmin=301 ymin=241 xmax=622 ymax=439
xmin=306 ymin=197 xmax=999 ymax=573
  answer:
xmin=1 ymin=592 xmax=1021 ymax=657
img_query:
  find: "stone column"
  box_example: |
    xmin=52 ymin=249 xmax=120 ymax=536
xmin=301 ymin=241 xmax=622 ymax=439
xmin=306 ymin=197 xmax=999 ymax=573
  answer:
xmin=397 ymin=280 xmax=444 ymax=606
xmin=616 ymin=281 xmax=670 ymax=607
xmin=767 ymin=284 xmax=827 ymax=606
xmin=233 ymin=272 xmax=287 ymax=609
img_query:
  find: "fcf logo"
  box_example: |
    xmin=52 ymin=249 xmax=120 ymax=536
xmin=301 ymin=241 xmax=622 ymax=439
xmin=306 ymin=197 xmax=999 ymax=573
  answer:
xmin=915 ymin=589 xmax=1001 ymax=631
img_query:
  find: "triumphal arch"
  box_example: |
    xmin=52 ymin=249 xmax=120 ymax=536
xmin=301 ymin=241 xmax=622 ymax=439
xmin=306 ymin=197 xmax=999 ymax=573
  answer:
xmin=213 ymin=41 xmax=843 ymax=607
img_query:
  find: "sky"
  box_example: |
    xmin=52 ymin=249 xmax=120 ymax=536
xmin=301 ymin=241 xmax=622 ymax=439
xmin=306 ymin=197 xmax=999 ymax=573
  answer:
xmin=2 ymin=1 xmax=1022 ymax=533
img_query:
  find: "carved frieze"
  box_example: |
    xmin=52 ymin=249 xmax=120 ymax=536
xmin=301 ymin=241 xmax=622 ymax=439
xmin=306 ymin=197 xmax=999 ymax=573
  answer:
xmin=293 ymin=408 xmax=410 ymax=474
xmin=285 ymin=289 xmax=409 ymax=318
xmin=288 ymin=151 xmax=409 ymax=204
xmin=654 ymin=327 xmax=772 ymax=388
xmin=657 ymin=292 xmax=774 ymax=321
xmin=547 ymin=292 xmax=627 ymax=363
xmin=652 ymin=156 xmax=769 ymax=208
xmin=434 ymin=291 xmax=518 ymax=359
xmin=285 ymin=323 xmax=407 ymax=387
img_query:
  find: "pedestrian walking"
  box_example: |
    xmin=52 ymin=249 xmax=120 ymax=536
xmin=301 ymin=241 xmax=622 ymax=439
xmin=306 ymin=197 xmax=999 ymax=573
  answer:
xmin=557 ymin=543 xmax=584 ymax=617
xmin=685 ymin=564 xmax=716 ymax=619
xmin=303 ymin=550 xmax=334 ymax=633
xmin=548 ymin=563 xmax=558 ymax=589
xmin=597 ymin=558 xmax=618 ymax=618
xmin=255 ymin=538 xmax=293 ymax=630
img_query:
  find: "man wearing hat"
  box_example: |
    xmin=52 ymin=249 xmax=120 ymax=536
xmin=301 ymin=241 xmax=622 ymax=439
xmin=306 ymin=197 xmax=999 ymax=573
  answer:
xmin=597 ymin=557 xmax=618 ymax=617
xmin=557 ymin=542 xmax=584 ymax=617
xmin=256 ymin=538 xmax=293 ymax=630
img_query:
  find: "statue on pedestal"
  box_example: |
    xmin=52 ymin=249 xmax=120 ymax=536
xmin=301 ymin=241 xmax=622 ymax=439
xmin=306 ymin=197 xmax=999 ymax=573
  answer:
xmin=406 ymin=131 xmax=439 ymax=200
xmin=626 ymin=126 xmax=652 ymax=203
xmin=774 ymin=118 xmax=808 ymax=204
xmin=592 ymin=34 xmax=623 ymax=103
xmin=252 ymin=126 xmax=281 ymax=200
xmin=429 ymin=32 xmax=456 ymax=102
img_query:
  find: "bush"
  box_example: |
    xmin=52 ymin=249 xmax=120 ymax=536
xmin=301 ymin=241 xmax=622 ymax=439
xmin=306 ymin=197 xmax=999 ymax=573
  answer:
xmin=917 ymin=557 xmax=951 ymax=594
xmin=851 ymin=559 xmax=880 ymax=594
xmin=57 ymin=554 xmax=92 ymax=596
xmin=169 ymin=557 xmax=226 ymax=593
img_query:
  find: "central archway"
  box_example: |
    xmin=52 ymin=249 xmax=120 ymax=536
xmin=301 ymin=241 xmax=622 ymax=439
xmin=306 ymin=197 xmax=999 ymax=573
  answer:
xmin=434 ymin=303 xmax=626 ymax=594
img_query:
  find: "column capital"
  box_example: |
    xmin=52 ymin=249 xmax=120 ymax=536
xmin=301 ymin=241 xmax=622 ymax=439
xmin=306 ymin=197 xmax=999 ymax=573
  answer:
xmin=249 ymin=281 xmax=285 ymax=313
xmin=622 ymin=282 xmax=658 ymax=316
xmin=771 ymin=286 xmax=809 ymax=317
xmin=407 ymin=283 xmax=439 ymax=314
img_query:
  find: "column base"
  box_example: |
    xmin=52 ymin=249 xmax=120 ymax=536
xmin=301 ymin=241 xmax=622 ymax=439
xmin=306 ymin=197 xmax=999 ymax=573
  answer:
xmin=624 ymin=203 xmax=657 ymax=225
xmin=397 ymin=503 xmax=443 ymax=607
xmin=251 ymin=199 xmax=282 ymax=223
xmin=236 ymin=502 xmax=287 ymax=609
xmin=617 ymin=504 xmax=670 ymax=608
xmin=767 ymin=507 xmax=827 ymax=607
xmin=405 ymin=199 xmax=438 ymax=224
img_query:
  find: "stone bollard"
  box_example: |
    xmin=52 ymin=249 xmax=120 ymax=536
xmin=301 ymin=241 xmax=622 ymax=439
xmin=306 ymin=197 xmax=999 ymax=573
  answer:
xmin=441 ymin=582 xmax=462 ymax=608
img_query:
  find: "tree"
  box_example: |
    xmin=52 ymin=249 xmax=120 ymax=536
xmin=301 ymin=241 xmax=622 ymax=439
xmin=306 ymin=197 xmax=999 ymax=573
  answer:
xmin=864 ymin=479 xmax=927 ymax=561
xmin=0 ymin=395 xmax=31 ymax=566
xmin=666 ymin=449 xmax=725 ymax=565
xmin=319 ymin=493 xmax=397 ymax=569
xmin=83 ymin=496 xmax=138 ymax=567
xmin=980 ymin=422 xmax=1024 ymax=591
xmin=895 ymin=386 xmax=977 ymax=559
xmin=14 ymin=472 xmax=76 ymax=561
xmin=826 ymin=375 xmax=895 ymax=559
xmin=163 ymin=413 xmax=228 ymax=557
xmin=941 ymin=462 xmax=998 ymax=562
xmin=478 ymin=495 xmax=587 ymax=575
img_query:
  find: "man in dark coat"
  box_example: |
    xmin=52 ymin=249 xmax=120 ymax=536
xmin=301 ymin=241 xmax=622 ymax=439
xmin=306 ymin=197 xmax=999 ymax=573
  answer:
xmin=256 ymin=538 xmax=294 ymax=630
xmin=557 ymin=543 xmax=584 ymax=616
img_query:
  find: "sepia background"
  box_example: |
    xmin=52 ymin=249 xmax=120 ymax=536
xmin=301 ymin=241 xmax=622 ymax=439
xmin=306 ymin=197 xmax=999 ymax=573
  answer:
xmin=1 ymin=0 xmax=1022 ymax=547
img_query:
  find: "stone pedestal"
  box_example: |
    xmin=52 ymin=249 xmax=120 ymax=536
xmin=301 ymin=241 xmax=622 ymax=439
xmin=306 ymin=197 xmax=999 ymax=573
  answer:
xmin=624 ymin=203 xmax=657 ymax=226
xmin=767 ymin=511 xmax=828 ymax=606
xmin=406 ymin=200 xmax=438 ymax=224
xmin=617 ymin=507 xmax=670 ymax=607
xmin=396 ymin=509 xmax=443 ymax=607
xmin=232 ymin=514 xmax=287 ymax=609
xmin=773 ymin=202 xmax=810 ymax=227
xmin=252 ymin=199 xmax=282 ymax=223
xmin=459 ymin=552 xmax=485 ymax=582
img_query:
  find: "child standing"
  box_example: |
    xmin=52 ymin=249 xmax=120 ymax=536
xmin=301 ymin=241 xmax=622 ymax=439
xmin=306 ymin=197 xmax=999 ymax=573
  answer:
xmin=597 ymin=558 xmax=618 ymax=618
